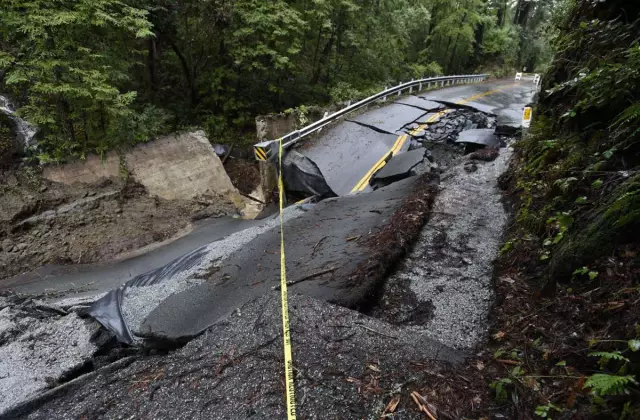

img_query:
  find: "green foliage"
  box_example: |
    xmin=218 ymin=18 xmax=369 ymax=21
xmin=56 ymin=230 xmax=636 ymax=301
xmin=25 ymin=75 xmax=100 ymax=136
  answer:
xmin=572 ymin=266 xmax=598 ymax=280
xmin=535 ymin=402 xmax=563 ymax=418
xmin=589 ymin=351 xmax=630 ymax=370
xmin=1 ymin=0 xmax=559 ymax=160
xmin=584 ymin=374 xmax=637 ymax=397
xmin=0 ymin=0 xmax=163 ymax=160
xmin=491 ymin=377 xmax=512 ymax=402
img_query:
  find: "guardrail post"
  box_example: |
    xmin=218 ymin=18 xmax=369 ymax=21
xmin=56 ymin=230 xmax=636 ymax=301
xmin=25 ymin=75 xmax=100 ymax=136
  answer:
xmin=382 ymin=86 xmax=387 ymax=102
xmin=397 ymin=82 xmax=402 ymax=96
xmin=409 ymin=79 xmax=414 ymax=94
xmin=418 ymin=81 xmax=422 ymax=91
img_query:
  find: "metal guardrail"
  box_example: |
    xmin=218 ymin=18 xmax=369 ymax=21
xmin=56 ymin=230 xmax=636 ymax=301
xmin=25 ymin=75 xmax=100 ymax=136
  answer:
xmin=253 ymin=73 xmax=489 ymax=161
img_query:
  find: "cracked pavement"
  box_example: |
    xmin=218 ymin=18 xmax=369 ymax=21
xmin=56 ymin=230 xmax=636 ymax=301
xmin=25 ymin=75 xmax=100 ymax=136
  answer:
xmin=0 ymin=78 xmax=538 ymax=418
xmin=299 ymin=79 xmax=536 ymax=195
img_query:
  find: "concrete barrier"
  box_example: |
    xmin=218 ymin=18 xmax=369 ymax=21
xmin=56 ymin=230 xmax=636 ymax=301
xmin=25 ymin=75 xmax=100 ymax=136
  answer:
xmin=43 ymin=131 xmax=240 ymax=202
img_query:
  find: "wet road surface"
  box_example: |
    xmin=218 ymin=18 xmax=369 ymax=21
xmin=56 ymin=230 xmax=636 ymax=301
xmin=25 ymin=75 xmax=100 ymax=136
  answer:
xmin=3 ymin=79 xmax=536 ymax=304
xmin=0 ymin=217 xmax=261 ymax=299
xmin=300 ymin=79 xmax=537 ymax=196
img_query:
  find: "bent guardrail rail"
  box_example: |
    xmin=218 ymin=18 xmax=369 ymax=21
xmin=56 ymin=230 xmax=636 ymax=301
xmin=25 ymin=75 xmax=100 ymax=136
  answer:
xmin=253 ymin=73 xmax=489 ymax=161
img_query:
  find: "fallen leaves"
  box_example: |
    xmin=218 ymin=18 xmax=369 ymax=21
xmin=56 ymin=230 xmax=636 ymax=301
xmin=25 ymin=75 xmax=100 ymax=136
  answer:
xmin=493 ymin=331 xmax=506 ymax=341
xmin=410 ymin=391 xmax=438 ymax=420
xmin=379 ymin=395 xmax=400 ymax=418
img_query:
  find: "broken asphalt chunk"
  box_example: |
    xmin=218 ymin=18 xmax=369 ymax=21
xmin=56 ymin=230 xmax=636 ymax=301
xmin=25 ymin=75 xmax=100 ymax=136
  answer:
xmin=370 ymin=149 xmax=430 ymax=189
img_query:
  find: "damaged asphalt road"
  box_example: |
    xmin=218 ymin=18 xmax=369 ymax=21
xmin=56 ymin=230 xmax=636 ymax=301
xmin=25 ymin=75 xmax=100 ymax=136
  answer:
xmin=136 ymin=176 xmax=436 ymax=344
xmin=299 ymin=79 xmax=536 ymax=195
xmin=0 ymin=78 xmax=538 ymax=418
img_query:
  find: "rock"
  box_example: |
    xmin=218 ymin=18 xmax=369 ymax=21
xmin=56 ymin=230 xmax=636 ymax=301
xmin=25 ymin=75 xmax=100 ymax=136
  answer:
xmin=468 ymin=146 xmax=500 ymax=162
xmin=1 ymin=239 xmax=12 ymax=252
xmin=39 ymin=185 xmax=48 ymax=193
xmin=6 ymin=174 xmax=18 ymax=186
xmin=16 ymin=243 xmax=28 ymax=251
xmin=408 ymin=139 xmax=424 ymax=151
xmin=464 ymin=161 xmax=478 ymax=173
xmin=370 ymin=149 xmax=429 ymax=189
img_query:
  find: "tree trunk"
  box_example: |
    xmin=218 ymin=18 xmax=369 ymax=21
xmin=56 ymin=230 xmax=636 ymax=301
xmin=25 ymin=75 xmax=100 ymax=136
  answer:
xmin=497 ymin=0 xmax=507 ymax=27
xmin=168 ymin=39 xmax=199 ymax=106
xmin=312 ymin=27 xmax=335 ymax=85
xmin=147 ymin=38 xmax=157 ymax=97
xmin=448 ymin=12 xmax=468 ymax=73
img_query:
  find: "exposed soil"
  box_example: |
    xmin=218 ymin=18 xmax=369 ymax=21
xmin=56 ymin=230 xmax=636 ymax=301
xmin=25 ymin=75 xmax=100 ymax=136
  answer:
xmin=344 ymin=173 xmax=439 ymax=312
xmin=0 ymin=166 xmax=237 ymax=282
xmin=223 ymin=157 xmax=261 ymax=195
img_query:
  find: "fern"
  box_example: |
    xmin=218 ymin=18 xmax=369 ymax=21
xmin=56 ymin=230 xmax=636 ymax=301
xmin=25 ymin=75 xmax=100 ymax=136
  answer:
xmin=612 ymin=103 xmax=640 ymax=148
xmin=584 ymin=374 xmax=637 ymax=396
xmin=613 ymin=103 xmax=640 ymax=135
xmin=589 ymin=351 xmax=630 ymax=369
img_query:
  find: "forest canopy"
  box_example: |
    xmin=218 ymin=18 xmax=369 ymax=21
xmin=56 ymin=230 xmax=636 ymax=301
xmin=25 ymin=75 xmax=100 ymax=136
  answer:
xmin=0 ymin=0 xmax=563 ymax=161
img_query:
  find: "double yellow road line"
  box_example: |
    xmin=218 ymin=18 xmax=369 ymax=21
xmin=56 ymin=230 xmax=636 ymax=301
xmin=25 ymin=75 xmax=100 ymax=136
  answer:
xmin=349 ymin=83 xmax=518 ymax=193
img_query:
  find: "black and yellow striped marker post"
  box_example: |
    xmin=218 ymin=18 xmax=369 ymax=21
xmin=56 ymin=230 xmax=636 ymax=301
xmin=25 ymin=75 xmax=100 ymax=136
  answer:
xmin=254 ymin=144 xmax=269 ymax=161
xmin=277 ymin=137 xmax=297 ymax=419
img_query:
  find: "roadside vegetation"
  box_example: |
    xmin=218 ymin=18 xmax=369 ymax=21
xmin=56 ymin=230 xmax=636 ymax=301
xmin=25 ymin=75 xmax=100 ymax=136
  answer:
xmin=1 ymin=0 xmax=560 ymax=161
xmin=486 ymin=0 xmax=640 ymax=417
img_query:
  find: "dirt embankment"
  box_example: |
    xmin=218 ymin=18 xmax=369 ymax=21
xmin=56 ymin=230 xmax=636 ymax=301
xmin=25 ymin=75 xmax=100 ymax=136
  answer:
xmin=0 ymin=166 xmax=238 ymax=281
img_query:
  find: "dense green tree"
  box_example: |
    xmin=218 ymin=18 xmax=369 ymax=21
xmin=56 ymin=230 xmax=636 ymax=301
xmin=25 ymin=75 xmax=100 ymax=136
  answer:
xmin=0 ymin=0 xmax=560 ymax=160
xmin=0 ymin=0 xmax=168 ymax=161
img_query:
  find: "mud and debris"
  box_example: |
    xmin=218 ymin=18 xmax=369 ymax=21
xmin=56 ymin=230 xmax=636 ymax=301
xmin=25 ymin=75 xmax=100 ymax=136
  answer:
xmin=0 ymin=84 xmax=533 ymax=418
xmin=370 ymin=146 xmax=513 ymax=350
xmin=223 ymin=157 xmax=260 ymax=195
xmin=468 ymin=146 xmax=500 ymax=162
xmin=12 ymin=294 xmax=463 ymax=420
xmin=0 ymin=167 xmax=239 ymax=281
xmin=0 ymin=293 xmax=100 ymax=413
xmin=406 ymin=109 xmax=494 ymax=144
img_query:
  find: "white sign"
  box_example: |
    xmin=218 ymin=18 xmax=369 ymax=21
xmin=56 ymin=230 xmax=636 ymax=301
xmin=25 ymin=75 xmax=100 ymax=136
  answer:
xmin=522 ymin=106 xmax=533 ymax=128
xmin=533 ymin=74 xmax=541 ymax=85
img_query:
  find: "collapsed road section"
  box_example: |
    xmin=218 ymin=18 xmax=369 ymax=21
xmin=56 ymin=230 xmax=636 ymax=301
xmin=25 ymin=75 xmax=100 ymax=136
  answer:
xmin=1 ymin=81 xmax=535 ymax=418
xmin=3 ymin=148 xmax=516 ymax=419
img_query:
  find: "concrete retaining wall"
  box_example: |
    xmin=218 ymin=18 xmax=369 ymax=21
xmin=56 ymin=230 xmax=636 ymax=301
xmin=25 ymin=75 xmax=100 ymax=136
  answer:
xmin=255 ymin=114 xmax=296 ymax=142
xmin=43 ymin=131 xmax=238 ymax=202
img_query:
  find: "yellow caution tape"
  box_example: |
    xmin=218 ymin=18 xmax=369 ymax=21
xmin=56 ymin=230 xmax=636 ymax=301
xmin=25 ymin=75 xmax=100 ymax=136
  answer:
xmin=278 ymin=137 xmax=297 ymax=419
